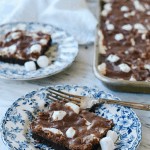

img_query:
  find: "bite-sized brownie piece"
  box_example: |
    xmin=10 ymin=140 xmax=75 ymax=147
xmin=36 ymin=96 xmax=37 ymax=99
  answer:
xmin=0 ymin=29 xmax=52 ymax=65
xmin=98 ymin=0 xmax=150 ymax=81
xmin=30 ymin=101 xmax=114 ymax=150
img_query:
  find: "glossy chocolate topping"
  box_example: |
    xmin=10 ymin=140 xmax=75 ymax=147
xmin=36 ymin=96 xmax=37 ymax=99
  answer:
xmin=99 ymin=0 xmax=150 ymax=81
xmin=30 ymin=101 xmax=113 ymax=150
xmin=0 ymin=30 xmax=51 ymax=64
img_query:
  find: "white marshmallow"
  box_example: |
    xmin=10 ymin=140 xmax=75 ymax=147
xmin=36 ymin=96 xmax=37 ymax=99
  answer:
xmin=24 ymin=61 xmax=36 ymax=71
xmin=31 ymin=33 xmax=39 ymax=39
xmin=0 ymin=47 xmax=8 ymax=56
xmin=101 ymin=10 xmax=109 ymax=17
xmin=66 ymin=127 xmax=76 ymax=138
xmin=147 ymin=11 xmax=150 ymax=15
xmin=99 ymin=128 xmax=105 ymax=134
xmin=141 ymin=34 xmax=146 ymax=40
xmin=144 ymin=64 xmax=150 ymax=71
xmin=144 ymin=4 xmax=150 ymax=10
xmin=118 ymin=63 xmax=131 ymax=73
xmin=120 ymin=6 xmax=129 ymax=12
xmin=133 ymin=0 xmax=145 ymax=12
xmin=85 ymin=119 xmax=91 ymax=126
xmin=124 ymin=50 xmax=129 ymax=55
xmin=100 ymin=137 xmax=115 ymax=150
xmin=98 ymin=30 xmax=107 ymax=54
xmin=106 ymin=24 xmax=114 ymax=30
xmin=2 ymin=47 xmax=9 ymax=52
xmin=122 ymin=24 xmax=132 ymax=31
xmin=98 ymin=63 xmax=106 ymax=75
xmin=65 ymin=102 xmax=80 ymax=114
xmin=130 ymin=11 xmax=136 ymax=16
xmin=52 ymin=111 xmax=67 ymax=121
xmin=8 ymin=45 xmax=17 ymax=54
xmin=104 ymin=3 xmax=112 ymax=11
xmin=130 ymin=76 xmax=137 ymax=81
xmin=30 ymin=44 xmax=42 ymax=53
xmin=134 ymin=23 xmax=146 ymax=33
xmin=101 ymin=3 xmax=112 ymax=17
xmin=134 ymin=23 xmax=146 ymax=30
xmin=124 ymin=13 xmax=129 ymax=18
xmin=37 ymin=55 xmax=49 ymax=68
xmin=124 ymin=11 xmax=135 ymax=18
xmin=42 ymin=127 xmax=63 ymax=135
xmin=114 ymin=33 xmax=124 ymax=41
xmin=11 ymin=32 xmax=21 ymax=40
xmin=40 ymin=39 xmax=48 ymax=45
xmin=87 ymin=124 xmax=93 ymax=130
xmin=130 ymin=38 xmax=135 ymax=46
xmin=106 ymin=130 xmax=118 ymax=143
xmin=107 ymin=54 xmax=120 ymax=63
xmin=105 ymin=20 xmax=110 ymax=25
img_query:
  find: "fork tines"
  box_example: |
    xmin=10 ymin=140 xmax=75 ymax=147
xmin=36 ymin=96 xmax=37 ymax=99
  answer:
xmin=47 ymin=87 xmax=81 ymax=105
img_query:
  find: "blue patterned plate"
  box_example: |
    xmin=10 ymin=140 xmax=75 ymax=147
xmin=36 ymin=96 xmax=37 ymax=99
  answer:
xmin=0 ymin=22 xmax=78 ymax=80
xmin=1 ymin=85 xmax=141 ymax=150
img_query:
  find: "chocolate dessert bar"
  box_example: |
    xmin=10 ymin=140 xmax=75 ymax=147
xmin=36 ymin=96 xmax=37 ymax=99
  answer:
xmin=30 ymin=101 xmax=114 ymax=150
xmin=98 ymin=0 xmax=150 ymax=81
xmin=0 ymin=29 xmax=52 ymax=65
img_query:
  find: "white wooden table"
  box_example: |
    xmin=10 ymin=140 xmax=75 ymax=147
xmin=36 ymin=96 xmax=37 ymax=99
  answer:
xmin=0 ymin=45 xmax=150 ymax=150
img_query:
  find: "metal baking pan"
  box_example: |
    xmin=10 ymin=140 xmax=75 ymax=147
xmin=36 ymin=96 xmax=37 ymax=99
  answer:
xmin=93 ymin=33 xmax=150 ymax=93
xmin=93 ymin=0 xmax=150 ymax=93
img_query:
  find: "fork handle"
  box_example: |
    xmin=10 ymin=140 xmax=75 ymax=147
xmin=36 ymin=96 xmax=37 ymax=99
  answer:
xmin=100 ymin=99 xmax=150 ymax=111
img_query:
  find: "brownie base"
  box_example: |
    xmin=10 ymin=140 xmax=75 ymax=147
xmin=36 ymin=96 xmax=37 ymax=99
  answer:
xmin=32 ymin=133 xmax=100 ymax=150
xmin=33 ymin=133 xmax=68 ymax=150
xmin=0 ymin=56 xmax=27 ymax=65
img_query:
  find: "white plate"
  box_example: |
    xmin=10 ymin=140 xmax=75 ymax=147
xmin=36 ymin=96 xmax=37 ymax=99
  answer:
xmin=0 ymin=22 xmax=78 ymax=80
xmin=1 ymin=85 xmax=141 ymax=150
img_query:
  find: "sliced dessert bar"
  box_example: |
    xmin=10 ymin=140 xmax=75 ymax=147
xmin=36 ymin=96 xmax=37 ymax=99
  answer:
xmin=0 ymin=29 xmax=52 ymax=65
xmin=30 ymin=101 xmax=114 ymax=150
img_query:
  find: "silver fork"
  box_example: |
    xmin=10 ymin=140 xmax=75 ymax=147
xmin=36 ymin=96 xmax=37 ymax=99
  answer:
xmin=46 ymin=87 xmax=150 ymax=111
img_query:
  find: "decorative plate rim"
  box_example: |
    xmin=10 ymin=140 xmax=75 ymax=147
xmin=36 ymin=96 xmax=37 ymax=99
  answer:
xmin=1 ymin=85 xmax=142 ymax=150
xmin=0 ymin=22 xmax=79 ymax=80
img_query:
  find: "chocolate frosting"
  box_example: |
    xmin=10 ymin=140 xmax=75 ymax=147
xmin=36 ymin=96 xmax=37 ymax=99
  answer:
xmin=31 ymin=101 xmax=113 ymax=150
xmin=100 ymin=0 xmax=150 ymax=81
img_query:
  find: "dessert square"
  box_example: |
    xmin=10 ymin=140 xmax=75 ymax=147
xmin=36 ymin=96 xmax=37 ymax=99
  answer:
xmin=0 ymin=29 xmax=52 ymax=65
xmin=30 ymin=101 xmax=114 ymax=150
xmin=98 ymin=0 xmax=150 ymax=81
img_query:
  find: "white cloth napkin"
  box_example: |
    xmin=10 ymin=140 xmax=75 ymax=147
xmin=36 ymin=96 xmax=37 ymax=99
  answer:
xmin=0 ymin=0 xmax=97 ymax=44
